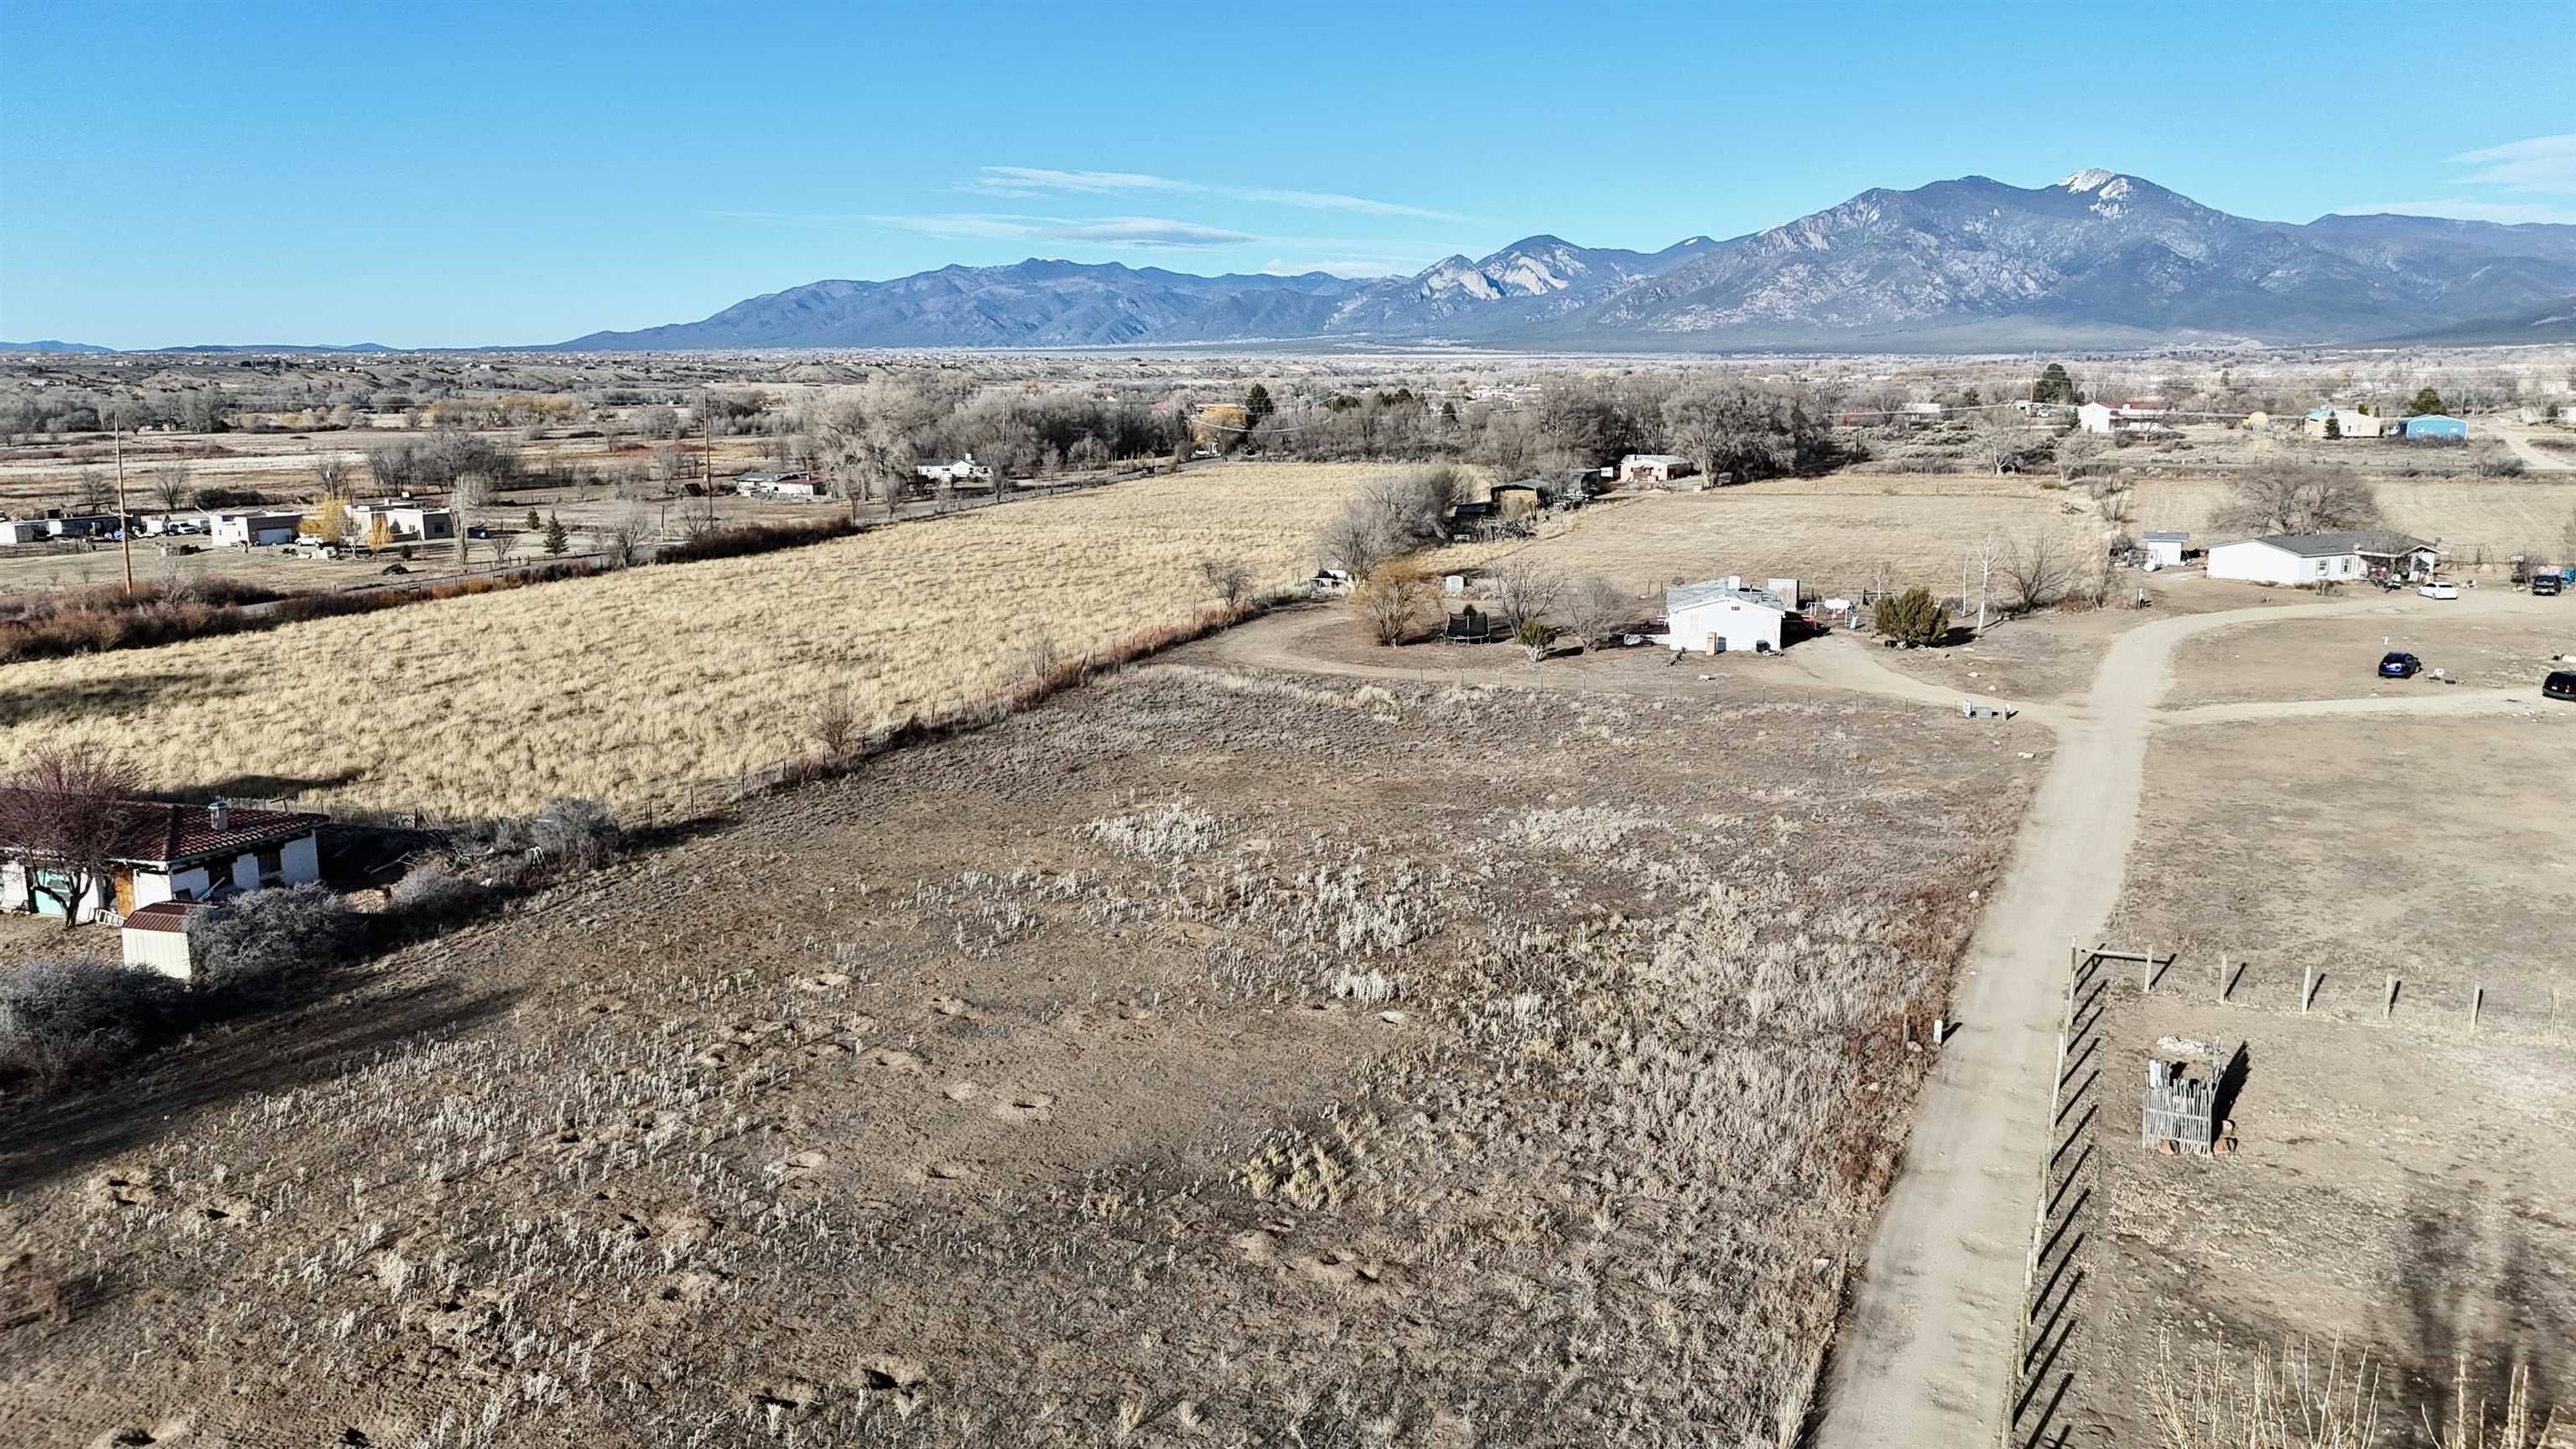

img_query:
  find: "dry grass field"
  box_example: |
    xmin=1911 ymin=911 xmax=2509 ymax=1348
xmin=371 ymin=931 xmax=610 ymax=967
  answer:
xmin=0 ymin=464 xmax=1379 ymax=817
xmin=2059 ymin=712 xmax=2576 ymax=1444
xmin=0 ymin=664 xmax=2033 ymax=1449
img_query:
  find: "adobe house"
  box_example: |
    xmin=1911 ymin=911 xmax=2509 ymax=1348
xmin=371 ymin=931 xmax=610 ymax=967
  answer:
xmin=0 ymin=797 xmax=326 ymax=924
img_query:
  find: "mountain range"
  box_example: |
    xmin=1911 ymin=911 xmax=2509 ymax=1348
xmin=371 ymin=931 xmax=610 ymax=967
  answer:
xmin=551 ymin=170 xmax=2576 ymax=353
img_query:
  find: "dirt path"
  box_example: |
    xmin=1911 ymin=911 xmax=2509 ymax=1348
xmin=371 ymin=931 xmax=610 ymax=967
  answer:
xmin=1815 ymin=589 xmax=2545 ymax=1448
xmin=2496 ymin=424 xmax=2574 ymax=475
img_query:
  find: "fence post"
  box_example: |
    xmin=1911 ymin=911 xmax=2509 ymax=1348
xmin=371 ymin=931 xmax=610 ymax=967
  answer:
xmin=2385 ymin=974 xmax=2398 ymax=1021
xmin=2302 ymin=964 xmax=2314 ymax=1015
xmin=2471 ymin=985 xmax=2483 ymax=1035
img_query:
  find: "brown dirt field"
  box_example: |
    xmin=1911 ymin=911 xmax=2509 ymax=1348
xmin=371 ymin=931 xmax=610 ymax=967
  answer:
xmin=0 ymin=663 xmax=2031 ymax=1448
xmin=2064 ymin=714 xmax=2576 ymax=1443
xmin=2169 ymin=607 xmax=2576 ymax=707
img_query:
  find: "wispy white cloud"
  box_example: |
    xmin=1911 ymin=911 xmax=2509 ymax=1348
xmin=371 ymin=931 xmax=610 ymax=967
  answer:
xmin=2445 ymin=133 xmax=2576 ymax=194
xmin=2334 ymin=134 xmax=2576 ymax=227
xmin=885 ymin=214 xmax=1254 ymax=248
xmin=970 ymin=165 xmax=1464 ymax=222
xmin=2334 ymin=199 xmax=2576 ymax=225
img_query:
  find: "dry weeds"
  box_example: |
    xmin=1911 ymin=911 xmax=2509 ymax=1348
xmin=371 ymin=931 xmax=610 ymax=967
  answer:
xmin=0 ymin=464 xmax=1380 ymax=815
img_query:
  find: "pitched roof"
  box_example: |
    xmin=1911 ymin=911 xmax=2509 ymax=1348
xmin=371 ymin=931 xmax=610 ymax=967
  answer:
xmin=122 ymin=899 xmax=210 ymax=933
xmin=0 ymin=793 xmax=325 ymax=867
xmin=2244 ymin=531 xmax=2435 ymax=558
xmin=2142 ymin=529 xmax=2189 ymax=542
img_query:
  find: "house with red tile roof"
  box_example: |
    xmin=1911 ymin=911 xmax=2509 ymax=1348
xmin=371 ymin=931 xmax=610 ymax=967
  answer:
xmin=0 ymin=797 xmax=327 ymax=924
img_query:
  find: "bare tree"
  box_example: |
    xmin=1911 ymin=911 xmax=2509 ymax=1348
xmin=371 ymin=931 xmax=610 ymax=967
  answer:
xmin=601 ymin=503 xmax=651 ymax=567
xmin=488 ymin=528 xmax=522 ymax=569
xmin=1565 ymin=575 xmax=1633 ymax=648
xmin=1486 ymin=561 xmax=1567 ymax=633
xmin=0 ymin=742 xmax=146 ymax=929
xmin=151 ymin=463 xmax=195 ymax=515
xmin=1198 ymin=557 xmax=1254 ymax=612
xmin=2211 ymin=465 xmax=2381 ymax=537
xmin=1966 ymin=417 xmax=2029 ymax=476
xmin=1995 ymin=531 xmax=2076 ymax=615
xmin=311 ymin=455 xmax=353 ymax=497
xmin=72 ymin=468 xmax=113 ymax=515
xmin=812 ymin=684 xmax=860 ymax=757
xmin=450 ymin=471 xmax=493 ymax=566
xmin=1353 ymin=565 xmax=1435 ymax=646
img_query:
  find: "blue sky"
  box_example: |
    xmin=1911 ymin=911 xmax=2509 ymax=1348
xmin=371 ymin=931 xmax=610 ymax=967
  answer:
xmin=3 ymin=0 xmax=2572 ymax=349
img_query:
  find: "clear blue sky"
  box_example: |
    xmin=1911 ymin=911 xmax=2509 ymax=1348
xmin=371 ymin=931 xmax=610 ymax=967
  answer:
xmin=3 ymin=0 xmax=2571 ymax=349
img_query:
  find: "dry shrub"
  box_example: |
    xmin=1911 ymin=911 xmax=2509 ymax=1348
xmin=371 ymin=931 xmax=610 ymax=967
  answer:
xmin=188 ymin=883 xmax=366 ymax=999
xmin=0 ymin=956 xmax=184 ymax=1083
xmin=1353 ymin=563 xmax=1436 ymax=645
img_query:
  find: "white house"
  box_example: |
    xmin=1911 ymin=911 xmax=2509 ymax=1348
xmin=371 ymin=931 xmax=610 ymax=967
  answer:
xmin=0 ymin=518 xmax=49 ymax=545
xmin=0 ymin=797 xmax=326 ymax=924
xmin=2205 ymin=531 xmax=2438 ymax=586
xmin=1656 ymin=578 xmax=1789 ymax=655
xmin=915 ymin=454 xmax=994 ymax=487
xmin=210 ymin=511 xmax=303 ymax=547
xmin=2303 ymin=408 xmax=2387 ymax=439
xmin=1618 ymin=454 xmax=1696 ymax=486
xmin=2140 ymin=530 xmax=2189 ymax=568
xmin=347 ymin=499 xmax=456 ymax=543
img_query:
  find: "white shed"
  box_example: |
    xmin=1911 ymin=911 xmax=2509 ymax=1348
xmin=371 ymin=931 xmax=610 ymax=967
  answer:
xmin=1657 ymin=579 xmax=1788 ymax=655
xmin=0 ymin=519 xmax=49 ymax=545
xmin=211 ymin=511 xmax=303 ymax=547
xmin=2140 ymin=530 xmax=2189 ymax=568
xmin=121 ymin=899 xmax=210 ymax=981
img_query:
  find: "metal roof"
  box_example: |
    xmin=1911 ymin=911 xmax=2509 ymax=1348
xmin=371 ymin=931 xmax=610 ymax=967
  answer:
xmin=2239 ymin=531 xmax=2435 ymax=558
xmin=122 ymin=899 xmax=210 ymax=933
xmin=2142 ymin=529 xmax=2189 ymax=542
xmin=1665 ymin=579 xmax=1788 ymax=615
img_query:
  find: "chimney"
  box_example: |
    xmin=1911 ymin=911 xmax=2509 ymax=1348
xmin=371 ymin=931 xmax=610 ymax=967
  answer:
xmin=208 ymin=798 xmax=230 ymax=832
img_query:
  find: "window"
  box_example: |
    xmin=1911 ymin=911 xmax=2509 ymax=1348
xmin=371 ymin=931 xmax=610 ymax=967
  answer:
xmin=256 ymin=848 xmax=283 ymax=883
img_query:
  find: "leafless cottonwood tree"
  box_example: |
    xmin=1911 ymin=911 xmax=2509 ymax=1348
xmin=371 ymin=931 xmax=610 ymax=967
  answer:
xmin=310 ymin=455 xmax=352 ymax=497
xmin=2055 ymin=430 xmax=2110 ymax=485
xmin=0 ymin=743 xmax=145 ymax=929
xmin=72 ymin=468 xmax=113 ymax=515
xmin=601 ymin=504 xmax=650 ymax=567
xmin=450 ymin=471 xmax=494 ymax=566
xmin=2211 ymin=464 xmax=2381 ymax=537
xmin=1966 ymin=417 xmax=2028 ymax=476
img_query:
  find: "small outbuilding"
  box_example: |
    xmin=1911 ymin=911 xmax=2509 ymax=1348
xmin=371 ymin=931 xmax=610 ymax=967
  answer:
xmin=2140 ymin=529 xmax=2189 ymax=568
xmin=1654 ymin=578 xmax=1789 ymax=655
xmin=1618 ymin=454 xmax=1696 ymax=486
xmin=210 ymin=511 xmax=304 ymax=547
xmin=120 ymin=899 xmax=212 ymax=980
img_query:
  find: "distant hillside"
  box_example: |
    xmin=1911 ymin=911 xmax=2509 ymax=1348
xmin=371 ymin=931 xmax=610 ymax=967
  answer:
xmin=545 ymin=170 xmax=2576 ymax=353
xmin=2381 ymin=293 xmax=2576 ymax=345
xmin=0 ymin=340 xmax=115 ymax=353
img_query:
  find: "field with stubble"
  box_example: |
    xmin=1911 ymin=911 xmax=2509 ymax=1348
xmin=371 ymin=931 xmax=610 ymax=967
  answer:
xmin=0 ymin=662 xmax=2036 ymax=1449
xmin=0 ymin=464 xmax=1380 ymax=817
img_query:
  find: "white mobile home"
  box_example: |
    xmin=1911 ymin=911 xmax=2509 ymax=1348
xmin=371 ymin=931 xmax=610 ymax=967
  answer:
xmin=1656 ymin=578 xmax=1789 ymax=655
xmin=2206 ymin=531 xmax=2438 ymax=586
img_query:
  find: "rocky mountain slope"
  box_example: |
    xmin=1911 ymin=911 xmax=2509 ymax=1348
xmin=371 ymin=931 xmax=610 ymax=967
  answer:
xmin=551 ymin=172 xmax=2576 ymax=351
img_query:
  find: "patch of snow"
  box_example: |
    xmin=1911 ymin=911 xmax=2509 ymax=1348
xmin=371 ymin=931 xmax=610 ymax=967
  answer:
xmin=2058 ymin=168 xmax=2119 ymax=193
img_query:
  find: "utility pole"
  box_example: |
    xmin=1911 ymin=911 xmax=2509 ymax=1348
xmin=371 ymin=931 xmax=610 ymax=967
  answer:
xmin=113 ymin=420 xmax=135 ymax=595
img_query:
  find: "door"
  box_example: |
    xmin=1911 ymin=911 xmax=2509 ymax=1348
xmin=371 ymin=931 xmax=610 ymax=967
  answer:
xmin=112 ymin=869 xmax=136 ymax=916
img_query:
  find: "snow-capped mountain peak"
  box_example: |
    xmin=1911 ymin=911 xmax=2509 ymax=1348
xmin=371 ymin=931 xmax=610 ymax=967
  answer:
xmin=2058 ymin=168 xmax=2121 ymax=194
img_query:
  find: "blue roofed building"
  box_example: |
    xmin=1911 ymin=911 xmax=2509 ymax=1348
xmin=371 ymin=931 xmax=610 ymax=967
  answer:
xmin=2398 ymin=413 xmax=2468 ymax=440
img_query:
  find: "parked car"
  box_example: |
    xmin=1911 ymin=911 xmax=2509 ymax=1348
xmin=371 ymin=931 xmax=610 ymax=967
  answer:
xmin=2547 ymin=671 xmax=2576 ymax=703
xmin=2378 ymin=651 xmax=2423 ymax=678
xmin=2418 ymin=580 xmax=2460 ymax=600
xmin=2535 ymin=574 xmax=2563 ymax=596
xmin=380 ymin=563 xmax=409 ymax=575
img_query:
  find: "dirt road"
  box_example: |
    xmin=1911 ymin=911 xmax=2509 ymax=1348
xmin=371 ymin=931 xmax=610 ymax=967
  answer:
xmin=2496 ymin=424 xmax=2574 ymax=474
xmin=1815 ymin=589 xmax=2552 ymax=1448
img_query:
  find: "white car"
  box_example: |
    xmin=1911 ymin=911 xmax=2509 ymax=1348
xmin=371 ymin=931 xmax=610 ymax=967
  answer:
xmin=2418 ymin=580 xmax=2459 ymax=600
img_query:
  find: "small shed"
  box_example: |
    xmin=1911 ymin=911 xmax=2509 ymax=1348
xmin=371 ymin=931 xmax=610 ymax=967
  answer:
xmin=1618 ymin=454 xmax=1696 ymax=486
xmin=121 ymin=899 xmax=211 ymax=981
xmin=2140 ymin=530 xmax=2189 ymax=568
xmin=0 ymin=519 xmax=49 ymax=546
xmin=2398 ymin=413 xmax=2468 ymax=440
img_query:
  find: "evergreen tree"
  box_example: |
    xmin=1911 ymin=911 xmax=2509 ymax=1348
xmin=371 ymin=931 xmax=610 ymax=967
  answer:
xmin=1243 ymin=383 xmax=1275 ymax=428
xmin=2408 ymin=387 xmax=2445 ymax=417
xmin=525 ymin=506 xmax=542 ymax=532
xmin=542 ymin=512 xmax=569 ymax=556
xmin=2033 ymin=362 xmax=2078 ymax=404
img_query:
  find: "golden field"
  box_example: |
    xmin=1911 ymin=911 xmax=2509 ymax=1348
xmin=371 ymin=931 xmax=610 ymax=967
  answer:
xmin=0 ymin=464 xmax=1377 ymax=816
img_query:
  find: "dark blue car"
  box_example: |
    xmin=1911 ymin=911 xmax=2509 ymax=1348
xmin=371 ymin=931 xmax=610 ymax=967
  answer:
xmin=2378 ymin=651 xmax=2422 ymax=678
